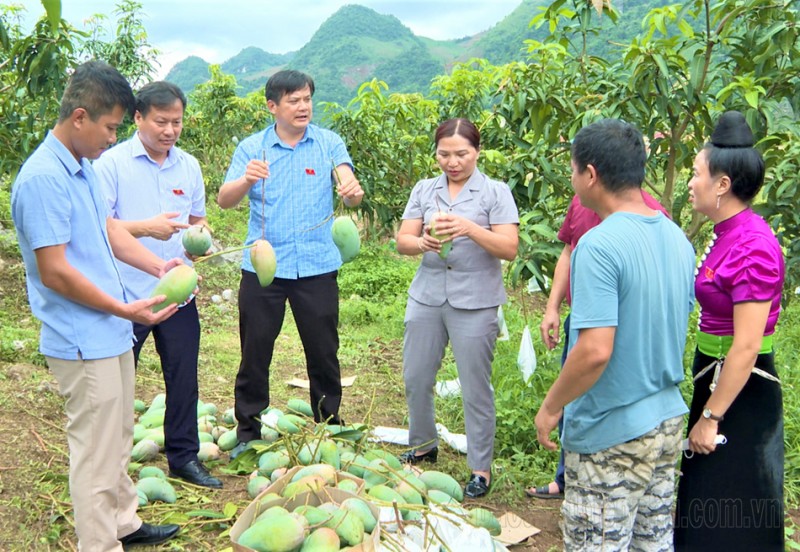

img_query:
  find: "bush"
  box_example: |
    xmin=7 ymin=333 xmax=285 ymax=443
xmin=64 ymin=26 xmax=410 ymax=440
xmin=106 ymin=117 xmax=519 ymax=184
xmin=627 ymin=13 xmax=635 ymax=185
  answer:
xmin=337 ymin=241 xmax=417 ymax=300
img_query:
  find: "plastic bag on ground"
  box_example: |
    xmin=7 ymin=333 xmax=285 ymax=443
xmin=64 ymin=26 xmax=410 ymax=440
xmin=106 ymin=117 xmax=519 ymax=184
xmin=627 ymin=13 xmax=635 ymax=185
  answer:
xmin=435 ymin=422 xmax=467 ymax=454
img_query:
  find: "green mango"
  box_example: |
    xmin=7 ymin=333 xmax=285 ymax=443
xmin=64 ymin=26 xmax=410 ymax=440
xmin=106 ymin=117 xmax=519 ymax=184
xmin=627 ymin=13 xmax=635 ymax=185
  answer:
xmin=138 ymin=466 xmax=166 ymax=480
xmin=318 ymin=440 xmax=340 ymax=470
xmin=430 ymin=213 xmax=452 ymax=259
xmin=340 ymin=497 xmax=377 ymax=533
xmin=130 ymin=439 xmax=159 ymax=462
xmin=136 ymin=476 xmax=176 ymax=504
xmin=294 ymin=505 xmax=332 ymax=527
xmin=181 ymin=224 xmax=212 ymax=256
xmin=323 ymin=509 xmax=364 ymax=547
xmin=419 ymin=470 xmax=464 ymax=502
xmin=300 ymin=527 xmax=340 ymax=551
xmin=150 ymin=264 xmax=198 ymax=312
xmin=247 ymin=476 xmax=271 ymax=499
xmin=331 ymin=216 xmax=360 ymax=263
xmin=237 ymin=512 xmax=306 ymax=552
xmin=469 ymin=507 xmax=502 ymax=536
xmin=250 ymin=239 xmax=277 ymax=287
xmin=287 ymin=398 xmax=314 ymax=417
xmin=217 ymin=429 xmax=239 ymax=452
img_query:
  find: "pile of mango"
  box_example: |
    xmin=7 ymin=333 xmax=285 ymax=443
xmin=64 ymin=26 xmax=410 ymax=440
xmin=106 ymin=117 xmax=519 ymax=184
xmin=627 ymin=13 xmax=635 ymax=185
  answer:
xmin=129 ymin=395 xmax=503 ymax=549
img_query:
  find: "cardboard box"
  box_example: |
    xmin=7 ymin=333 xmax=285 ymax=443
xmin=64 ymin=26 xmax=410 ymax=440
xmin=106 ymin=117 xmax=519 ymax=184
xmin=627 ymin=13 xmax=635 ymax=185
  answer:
xmin=231 ymin=485 xmax=380 ymax=552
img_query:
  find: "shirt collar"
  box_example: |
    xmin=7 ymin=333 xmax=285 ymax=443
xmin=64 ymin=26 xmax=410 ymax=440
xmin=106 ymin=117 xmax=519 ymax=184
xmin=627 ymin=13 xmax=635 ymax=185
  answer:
xmin=714 ymin=207 xmax=752 ymax=237
xmin=43 ymin=131 xmax=86 ymax=177
xmin=131 ymin=131 xmax=176 ymax=166
xmin=265 ymin=123 xmax=317 ymax=149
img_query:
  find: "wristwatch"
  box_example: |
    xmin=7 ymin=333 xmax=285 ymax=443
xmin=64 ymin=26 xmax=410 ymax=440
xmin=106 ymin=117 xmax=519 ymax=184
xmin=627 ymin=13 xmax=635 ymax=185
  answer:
xmin=702 ymin=407 xmax=724 ymax=422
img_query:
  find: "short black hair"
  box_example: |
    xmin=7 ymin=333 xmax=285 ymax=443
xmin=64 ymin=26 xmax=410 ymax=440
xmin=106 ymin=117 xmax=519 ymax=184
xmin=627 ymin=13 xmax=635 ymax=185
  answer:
xmin=704 ymin=111 xmax=765 ymax=203
xmin=571 ymin=119 xmax=646 ymax=192
xmin=265 ymin=70 xmax=315 ymax=104
xmin=58 ymin=60 xmax=135 ymax=122
xmin=135 ymin=81 xmax=186 ymax=117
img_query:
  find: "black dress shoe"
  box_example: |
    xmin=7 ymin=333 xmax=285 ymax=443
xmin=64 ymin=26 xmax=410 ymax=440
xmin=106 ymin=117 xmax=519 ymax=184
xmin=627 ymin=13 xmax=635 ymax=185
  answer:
xmin=464 ymin=473 xmax=490 ymax=498
xmin=398 ymin=446 xmax=438 ymax=465
xmin=170 ymin=460 xmax=223 ymax=489
xmin=120 ymin=522 xmax=180 ymax=548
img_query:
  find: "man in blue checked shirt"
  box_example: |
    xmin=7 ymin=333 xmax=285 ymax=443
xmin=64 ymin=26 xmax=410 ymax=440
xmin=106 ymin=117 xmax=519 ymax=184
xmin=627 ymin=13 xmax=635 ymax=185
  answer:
xmin=218 ymin=70 xmax=363 ymax=459
xmin=95 ymin=81 xmax=222 ymax=489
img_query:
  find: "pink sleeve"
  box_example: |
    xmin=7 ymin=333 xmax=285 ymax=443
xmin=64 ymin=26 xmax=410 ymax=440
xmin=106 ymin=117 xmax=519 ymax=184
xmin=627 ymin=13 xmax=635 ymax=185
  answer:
xmin=557 ymin=196 xmax=579 ymax=245
xmin=716 ymin=237 xmax=783 ymax=303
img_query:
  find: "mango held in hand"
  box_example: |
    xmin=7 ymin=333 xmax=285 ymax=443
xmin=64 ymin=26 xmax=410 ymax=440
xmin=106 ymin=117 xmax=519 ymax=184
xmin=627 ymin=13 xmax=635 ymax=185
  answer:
xmin=181 ymin=224 xmax=212 ymax=256
xmin=250 ymin=239 xmax=277 ymax=287
xmin=150 ymin=265 xmax=198 ymax=312
xmin=430 ymin=212 xmax=452 ymax=259
xmin=331 ymin=216 xmax=360 ymax=263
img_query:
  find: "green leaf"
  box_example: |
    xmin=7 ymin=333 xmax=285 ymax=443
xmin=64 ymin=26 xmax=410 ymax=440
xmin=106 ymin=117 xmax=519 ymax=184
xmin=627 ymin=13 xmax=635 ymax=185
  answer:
xmin=40 ymin=0 xmax=61 ymax=33
xmin=223 ymin=502 xmax=238 ymax=518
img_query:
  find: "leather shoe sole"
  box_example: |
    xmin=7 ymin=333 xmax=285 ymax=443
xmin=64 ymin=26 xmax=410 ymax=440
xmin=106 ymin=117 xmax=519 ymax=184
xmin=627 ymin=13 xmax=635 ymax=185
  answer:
xmin=120 ymin=522 xmax=179 ymax=548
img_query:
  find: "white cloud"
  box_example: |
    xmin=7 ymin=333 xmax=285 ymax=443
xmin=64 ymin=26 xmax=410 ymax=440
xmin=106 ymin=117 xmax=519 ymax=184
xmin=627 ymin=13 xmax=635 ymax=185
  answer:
xmin=14 ymin=0 xmax=524 ymax=76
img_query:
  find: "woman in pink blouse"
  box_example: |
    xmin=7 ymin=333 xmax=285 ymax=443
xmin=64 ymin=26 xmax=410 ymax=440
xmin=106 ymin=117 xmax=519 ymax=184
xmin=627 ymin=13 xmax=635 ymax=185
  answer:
xmin=674 ymin=111 xmax=785 ymax=550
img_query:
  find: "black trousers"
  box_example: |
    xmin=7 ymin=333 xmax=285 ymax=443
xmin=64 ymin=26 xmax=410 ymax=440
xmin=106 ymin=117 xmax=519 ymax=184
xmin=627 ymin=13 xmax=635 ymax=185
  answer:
xmin=132 ymin=298 xmax=200 ymax=469
xmin=235 ymin=270 xmax=342 ymax=442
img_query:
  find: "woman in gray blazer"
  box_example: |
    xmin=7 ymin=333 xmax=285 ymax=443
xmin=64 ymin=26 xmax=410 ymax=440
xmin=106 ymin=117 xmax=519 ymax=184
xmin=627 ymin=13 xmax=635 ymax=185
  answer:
xmin=395 ymin=118 xmax=519 ymax=498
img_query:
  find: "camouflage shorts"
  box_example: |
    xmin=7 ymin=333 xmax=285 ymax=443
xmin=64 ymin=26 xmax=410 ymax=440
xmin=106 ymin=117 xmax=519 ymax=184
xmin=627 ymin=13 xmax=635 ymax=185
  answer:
xmin=562 ymin=415 xmax=684 ymax=552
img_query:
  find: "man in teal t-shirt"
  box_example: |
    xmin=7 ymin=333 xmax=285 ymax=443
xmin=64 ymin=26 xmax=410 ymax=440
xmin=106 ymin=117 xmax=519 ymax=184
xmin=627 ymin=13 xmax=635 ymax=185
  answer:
xmin=535 ymin=119 xmax=695 ymax=551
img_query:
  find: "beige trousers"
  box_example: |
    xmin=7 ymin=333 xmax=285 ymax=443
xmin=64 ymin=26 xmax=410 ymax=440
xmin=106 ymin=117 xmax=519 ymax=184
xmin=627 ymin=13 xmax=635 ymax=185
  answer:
xmin=47 ymin=351 xmax=142 ymax=552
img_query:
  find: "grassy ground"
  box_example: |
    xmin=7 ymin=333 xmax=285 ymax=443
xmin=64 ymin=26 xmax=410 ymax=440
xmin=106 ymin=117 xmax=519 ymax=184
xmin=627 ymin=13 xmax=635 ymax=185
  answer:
xmin=0 ymin=230 xmax=798 ymax=550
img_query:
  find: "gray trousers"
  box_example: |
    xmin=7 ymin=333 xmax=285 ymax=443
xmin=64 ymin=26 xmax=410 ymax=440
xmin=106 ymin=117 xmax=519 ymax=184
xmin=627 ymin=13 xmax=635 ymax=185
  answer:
xmin=403 ymin=298 xmax=498 ymax=471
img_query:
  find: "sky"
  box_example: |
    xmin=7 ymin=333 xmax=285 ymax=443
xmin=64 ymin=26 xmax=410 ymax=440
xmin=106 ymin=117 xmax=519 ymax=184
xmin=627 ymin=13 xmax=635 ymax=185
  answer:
xmin=14 ymin=0 xmax=523 ymax=78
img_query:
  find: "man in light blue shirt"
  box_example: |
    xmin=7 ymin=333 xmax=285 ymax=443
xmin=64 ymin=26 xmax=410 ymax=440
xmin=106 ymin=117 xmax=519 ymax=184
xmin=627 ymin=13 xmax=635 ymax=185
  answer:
xmin=534 ymin=119 xmax=695 ymax=551
xmin=95 ymin=81 xmax=221 ymax=489
xmin=218 ymin=70 xmax=363 ymax=459
xmin=11 ymin=61 xmax=180 ymax=551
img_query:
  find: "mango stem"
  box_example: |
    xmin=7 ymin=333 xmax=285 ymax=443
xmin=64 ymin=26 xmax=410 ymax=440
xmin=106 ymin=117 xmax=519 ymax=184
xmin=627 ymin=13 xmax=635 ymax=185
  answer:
xmin=193 ymin=243 xmax=256 ymax=264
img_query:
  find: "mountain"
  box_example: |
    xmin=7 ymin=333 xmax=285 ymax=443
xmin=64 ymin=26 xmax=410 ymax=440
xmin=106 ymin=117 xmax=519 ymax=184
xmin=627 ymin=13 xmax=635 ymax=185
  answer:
xmin=166 ymin=0 xmax=670 ymax=106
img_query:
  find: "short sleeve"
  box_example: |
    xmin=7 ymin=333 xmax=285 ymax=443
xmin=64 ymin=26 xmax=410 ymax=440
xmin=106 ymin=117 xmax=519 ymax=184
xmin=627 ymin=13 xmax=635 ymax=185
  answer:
xmin=402 ymin=181 xmax=425 ymax=220
xmin=328 ymin=132 xmax=353 ymax=171
xmin=93 ymin=154 xmax=119 ymax=214
xmin=569 ymin=240 xmax=619 ymax=330
xmin=13 ymin=175 xmax=72 ymax=250
xmin=188 ymin=156 xmax=207 ymax=217
xmin=488 ymin=182 xmax=519 ymax=225
xmin=224 ymin=142 xmax=252 ymax=184
xmin=716 ymin=236 xmax=783 ymax=303
xmin=557 ymin=195 xmax=579 ymax=245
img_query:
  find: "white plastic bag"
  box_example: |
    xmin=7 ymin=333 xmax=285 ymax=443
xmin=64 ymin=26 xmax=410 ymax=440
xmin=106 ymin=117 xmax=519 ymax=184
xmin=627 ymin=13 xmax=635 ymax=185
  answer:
xmin=517 ymin=325 xmax=537 ymax=384
xmin=497 ymin=305 xmax=509 ymax=341
xmin=436 ymin=422 xmax=468 ymax=454
xmin=435 ymin=378 xmax=461 ymax=398
xmin=370 ymin=426 xmax=410 ymax=445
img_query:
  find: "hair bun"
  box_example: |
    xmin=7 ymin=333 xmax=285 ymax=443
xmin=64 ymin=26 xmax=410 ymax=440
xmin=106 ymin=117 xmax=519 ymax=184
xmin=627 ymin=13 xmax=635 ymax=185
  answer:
xmin=710 ymin=111 xmax=754 ymax=148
